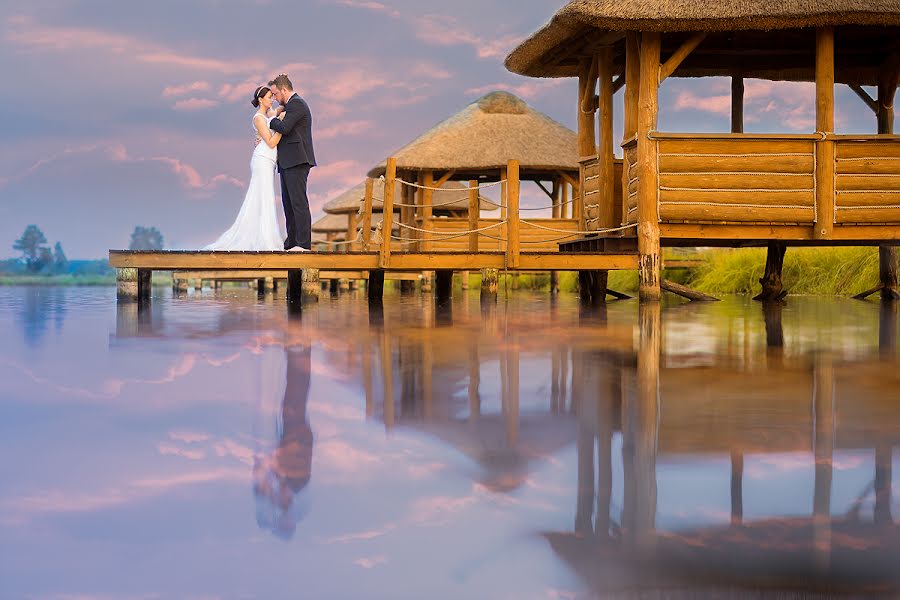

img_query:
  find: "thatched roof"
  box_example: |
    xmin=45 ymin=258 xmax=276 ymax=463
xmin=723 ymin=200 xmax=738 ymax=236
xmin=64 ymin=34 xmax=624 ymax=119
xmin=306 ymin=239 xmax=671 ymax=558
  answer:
xmin=367 ymin=92 xmax=579 ymax=178
xmin=311 ymin=213 xmax=348 ymax=234
xmin=506 ymin=1 xmax=900 ymax=83
xmin=323 ymin=179 xmax=498 ymax=214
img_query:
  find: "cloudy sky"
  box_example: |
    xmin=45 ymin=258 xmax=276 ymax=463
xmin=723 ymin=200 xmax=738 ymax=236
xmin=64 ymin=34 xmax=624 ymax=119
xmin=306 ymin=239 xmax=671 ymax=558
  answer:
xmin=1 ymin=0 xmax=894 ymax=258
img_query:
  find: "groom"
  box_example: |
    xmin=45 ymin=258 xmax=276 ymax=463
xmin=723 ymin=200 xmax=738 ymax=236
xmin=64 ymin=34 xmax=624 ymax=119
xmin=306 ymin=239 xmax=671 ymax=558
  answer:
xmin=268 ymin=74 xmax=317 ymax=251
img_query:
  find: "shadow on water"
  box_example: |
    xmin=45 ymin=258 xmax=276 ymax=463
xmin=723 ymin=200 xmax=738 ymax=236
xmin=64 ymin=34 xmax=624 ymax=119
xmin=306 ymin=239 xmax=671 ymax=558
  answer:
xmin=34 ymin=288 xmax=900 ymax=596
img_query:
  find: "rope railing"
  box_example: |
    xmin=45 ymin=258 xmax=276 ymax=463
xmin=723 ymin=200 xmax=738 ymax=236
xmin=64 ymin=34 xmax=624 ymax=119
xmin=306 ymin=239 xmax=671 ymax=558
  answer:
xmin=386 ymin=175 xmax=507 ymax=192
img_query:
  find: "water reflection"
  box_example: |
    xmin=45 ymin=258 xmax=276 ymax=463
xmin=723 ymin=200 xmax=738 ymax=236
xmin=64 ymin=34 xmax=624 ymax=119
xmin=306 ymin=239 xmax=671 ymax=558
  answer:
xmin=252 ymin=343 xmax=313 ymax=540
xmin=5 ymin=287 xmax=900 ymax=598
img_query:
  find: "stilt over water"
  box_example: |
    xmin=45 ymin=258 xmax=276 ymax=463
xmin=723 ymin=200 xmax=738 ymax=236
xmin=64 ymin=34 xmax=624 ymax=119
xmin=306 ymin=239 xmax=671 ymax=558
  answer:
xmin=754 ymin=242 xmax=788 ymax=302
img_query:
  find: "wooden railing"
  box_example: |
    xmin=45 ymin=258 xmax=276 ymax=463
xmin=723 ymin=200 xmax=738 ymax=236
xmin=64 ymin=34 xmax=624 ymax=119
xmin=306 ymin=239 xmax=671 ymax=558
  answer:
xmin=834 ymin=135 xmax=900 ymax=224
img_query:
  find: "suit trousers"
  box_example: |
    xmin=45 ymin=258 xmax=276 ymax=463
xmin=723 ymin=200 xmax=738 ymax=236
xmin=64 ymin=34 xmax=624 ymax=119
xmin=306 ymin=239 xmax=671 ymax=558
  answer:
xmin=280 ymin=164 xmax=312 ymax=250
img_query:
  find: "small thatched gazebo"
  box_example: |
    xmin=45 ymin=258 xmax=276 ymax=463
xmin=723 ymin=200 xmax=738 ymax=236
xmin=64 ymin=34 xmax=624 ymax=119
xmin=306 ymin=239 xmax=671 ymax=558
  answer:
xmin=506 ymin=1 xmax=900 ymax=301
xmin=367 ymin=91 xmax=597 ymax=254
xmin=322 ymin=179 xmax=496 ymax=251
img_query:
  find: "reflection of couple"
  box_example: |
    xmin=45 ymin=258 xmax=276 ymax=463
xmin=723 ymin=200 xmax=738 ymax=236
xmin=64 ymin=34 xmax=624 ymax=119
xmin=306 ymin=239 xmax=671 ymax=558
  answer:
xmin=204 ymin=73 xmax=316 ymax=252
xmin=252 ymin=343 xmax=313 ymax=539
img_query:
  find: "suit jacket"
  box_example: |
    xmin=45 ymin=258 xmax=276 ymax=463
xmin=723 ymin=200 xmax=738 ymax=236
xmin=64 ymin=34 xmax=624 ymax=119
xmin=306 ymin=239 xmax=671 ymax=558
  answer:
xmin=269 ymin=93 xmax=317 ymax=171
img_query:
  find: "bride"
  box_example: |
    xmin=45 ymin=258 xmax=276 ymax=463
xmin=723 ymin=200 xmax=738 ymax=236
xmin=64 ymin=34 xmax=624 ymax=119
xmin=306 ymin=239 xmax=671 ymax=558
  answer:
xmin=204 ymin=86 xmax=285 ymax=251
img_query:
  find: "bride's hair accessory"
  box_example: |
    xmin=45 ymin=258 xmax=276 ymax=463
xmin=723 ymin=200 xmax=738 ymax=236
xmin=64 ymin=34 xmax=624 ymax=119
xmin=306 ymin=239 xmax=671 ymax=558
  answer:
xmin=251 ymin=85 xmax=271 ymax=108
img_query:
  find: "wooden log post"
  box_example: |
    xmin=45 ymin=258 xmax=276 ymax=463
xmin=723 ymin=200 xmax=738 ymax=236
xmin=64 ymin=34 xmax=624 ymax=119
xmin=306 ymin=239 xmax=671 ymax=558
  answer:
xmin=598 ymin=46 xmax=615 ymax=229
xmin=286 ymin=270 xmax=302 ymax=306
xmin=301 ymin=268 xmax=320 ymax=302
xmin=361 ymin=178 xmax=374 ymax=250
xmin=422 ymin=171 xmax=434 ymax=253
xmin=194 ymin=279 xmax=202 ymax=292
xmin=435 ymin=270 xmax=453 ymax=306
xmin=264 ymin=277 xmax=275 ymax=292
xmin=480 ymin=268 xmax=499 ymax=302
xmin=637 ymin=31 xmax=662 ymax=301
xmin=460 ymin=271 xmax=470 ymax=290
xmin=578 ymin=56 xmax=598 ymax=229
xmin=623 ymin=31 xmax=640 ymax=222
xmin=379 ymin=158 xmax=396 ymax=268
xmin=421 ymin=271 xmax=434 ymax=293
xmin=731 ymin=73 xmax=744 ymax=134
xmin=550 ymin=178 xmax=560 ymax=295
xmin=814 ymin=27 xmax=835 ymax=241
xmin=339 ymin=278 xmax=350 ymax=292
xmin=499 ymin=167 xmax=508 ymax=253
xmin=633 ymin=301 xmax=660 ymax=552
xmin=878 ymin=62 xmax=900 ymax=300
xmin=468 ymin=179 xmax=479 ymax=253
xmin=368 ymin=270 xmax=385 ymax=303
xmin=754 ymin=241 xmax=788 ymax=302
xmin=175 ymin=276 xmax=188 ymax=294
xmin=506 ymin=160 xmax=521 ymax=270
xmin=346 ymin=210 xmax=358 ymax=252
xmin=116 ymin=267 xmax=139 ymax=302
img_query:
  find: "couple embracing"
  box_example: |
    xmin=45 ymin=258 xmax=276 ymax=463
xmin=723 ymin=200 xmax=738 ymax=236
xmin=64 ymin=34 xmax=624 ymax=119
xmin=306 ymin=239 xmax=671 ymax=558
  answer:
xmin=205 ymin=74 xmax=316 ymax=252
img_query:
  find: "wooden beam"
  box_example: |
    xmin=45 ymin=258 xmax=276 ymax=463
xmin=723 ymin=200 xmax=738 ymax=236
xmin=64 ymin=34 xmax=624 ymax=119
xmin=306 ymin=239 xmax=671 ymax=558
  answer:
xmin=580 ymin=53 xmax=599 ymax=113
xmin=578 ymin=59 xmax=598 ymax=156
xmin=434 ymin=170 xmax=456 ymax=188
xmin=660 ymin=279 xmax=719 ymax=301
xmin=658 ymin=32 xmax=707 ymax=83
xmin=637 ymin=31 xmax=662 ymax=301
xmin=849 ymin=83 xmax=878 ymax=114
xmin=380 ymin=157 xmax=396 ymax=267
xmin=815 ymin=27 xmax=835 ymax=241
xmin=535 ymin=179 xmax=554 ymax=199
xmin=468 ymin=180 xmax=479 ymax=253
xmin=557 ymin=170 xmax=578 ymax=189
xmin=612 ymin=74 xmax=625 ymax=95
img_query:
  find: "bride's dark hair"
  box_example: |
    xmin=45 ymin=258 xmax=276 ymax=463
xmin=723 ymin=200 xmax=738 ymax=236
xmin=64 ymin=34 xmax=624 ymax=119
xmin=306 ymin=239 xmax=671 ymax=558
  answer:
xmin=251 ymin=86 xmax=270 ymax=108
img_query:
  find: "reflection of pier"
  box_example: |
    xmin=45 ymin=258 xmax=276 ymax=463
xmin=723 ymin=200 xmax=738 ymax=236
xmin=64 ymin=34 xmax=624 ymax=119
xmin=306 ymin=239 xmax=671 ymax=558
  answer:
xmin=553 ymin=303 xmax=900 ymax=593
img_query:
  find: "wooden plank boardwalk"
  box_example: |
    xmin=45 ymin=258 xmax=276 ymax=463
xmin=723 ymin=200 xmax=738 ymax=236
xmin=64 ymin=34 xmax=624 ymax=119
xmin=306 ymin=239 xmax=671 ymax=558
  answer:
xmin=110 ymin=250 xmax=638 ymax=272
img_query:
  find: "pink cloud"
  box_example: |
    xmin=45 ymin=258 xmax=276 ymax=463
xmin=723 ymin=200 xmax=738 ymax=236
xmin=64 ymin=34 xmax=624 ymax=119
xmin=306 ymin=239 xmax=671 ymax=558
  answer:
xmin=163 ymin=81 xmax=211 ymax=97
xmin=465 ymin=79 xmax=564 ymax=100
xmin=6 ymin=15 xmax=264 ymax=75
xmin=169 ymin=430 xmax=211 ymax=444
xmin=173 ymin=98 xmax=219 ymax=111
xmin=673 ymin=91 xmax=731 ymax=116
xmin=412 ymin=15 xmax=522 ymax=59
xmin=157 ymin=443 xmax=206 ymax=460
xmin=317 ymin=120 xmax=375 ymax=140
xmin=354 ymin=555 xmax=389 ymax=569
xmin=336 ymin=0 xmax=401 ymax=18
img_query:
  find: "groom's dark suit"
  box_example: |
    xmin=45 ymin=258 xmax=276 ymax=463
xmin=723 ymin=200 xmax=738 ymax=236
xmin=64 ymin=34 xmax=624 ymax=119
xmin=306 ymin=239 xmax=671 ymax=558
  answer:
xmin=269 ymin=93 xmax=317 ymax=250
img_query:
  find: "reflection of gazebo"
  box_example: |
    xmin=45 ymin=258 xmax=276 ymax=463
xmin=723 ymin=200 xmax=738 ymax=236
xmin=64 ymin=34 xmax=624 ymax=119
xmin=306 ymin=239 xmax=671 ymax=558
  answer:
xmin=506 ymin=2 xmax=900 ymax=301
xmin=367 ymin=91 xmax=598 ymax=252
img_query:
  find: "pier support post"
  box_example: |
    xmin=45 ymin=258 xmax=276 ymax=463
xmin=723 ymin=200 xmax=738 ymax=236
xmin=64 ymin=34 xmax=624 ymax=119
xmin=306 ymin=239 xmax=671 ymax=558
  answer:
xmin=435 ymin=270 xmax=453 ymax=306
xmin=264 ymin=277 xmax=275 ymax=292
xmin=399 ymin=280 xmax=416 ymax=295
xmin=422 ymin=271 xmax=434 ymax=293
xmin=287 ymin=270 xmax=302 ymax=306
xmin=368 ymin=270 xmax=385 ymax=303
xmin=636 ymin=32 xmax=662 ymax=302
xmin=480 ymin=268 xmax=498 ymax=303
xmin=578 ymin=270 xmax=607 ymax=305
xmin=754 ymin=242 xmax=787 ymax=302
xmin=877 ymin=60 xmax=899 ymax=300
xmin=550 ymin=271 xmax=559 ymax=295
xmin=175 ymin=277 xmax=188 ymax=294
xmin=460 ymin=270 xmax=470 ymax=290
xmin=879 ymin=246 xmax=900 ymax=301
xmin=117 ymin=268 xmax=138 ymax=302
xmin=339 ymin=278 xmax=350 ymax=292
xmin=194 ymin=279 xmax=202 ymax=292
xmin=301 ymin=268 xmax=320 ymax=302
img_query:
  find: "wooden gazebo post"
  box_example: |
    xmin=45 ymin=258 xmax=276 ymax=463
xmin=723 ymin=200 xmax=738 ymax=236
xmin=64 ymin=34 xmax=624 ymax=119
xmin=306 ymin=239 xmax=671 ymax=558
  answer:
xmin=877 ymin=58 xmax=900 ymax=300
xmin=636 ymin=32 xmax=662 ymax=302
xmin=815 ymin=27 xmax=836 ymax=241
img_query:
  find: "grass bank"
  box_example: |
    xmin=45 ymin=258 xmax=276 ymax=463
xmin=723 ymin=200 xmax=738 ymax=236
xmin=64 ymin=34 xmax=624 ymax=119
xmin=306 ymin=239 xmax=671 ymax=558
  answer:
xmin=453 ymin=247 xmax=885 ymax=296
xmin=0 ymin=272 xmax=174 ymax=286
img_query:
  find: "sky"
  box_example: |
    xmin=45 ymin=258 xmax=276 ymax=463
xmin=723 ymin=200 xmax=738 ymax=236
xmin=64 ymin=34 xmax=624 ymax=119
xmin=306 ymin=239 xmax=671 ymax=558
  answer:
xmin=1 ymin=0 xmax=896 ymax=258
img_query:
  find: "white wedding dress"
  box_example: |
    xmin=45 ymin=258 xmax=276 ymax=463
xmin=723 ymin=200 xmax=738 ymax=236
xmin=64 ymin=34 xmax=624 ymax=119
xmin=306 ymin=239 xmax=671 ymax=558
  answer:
xmin=204 ymin=114 xmax=283 ymax=251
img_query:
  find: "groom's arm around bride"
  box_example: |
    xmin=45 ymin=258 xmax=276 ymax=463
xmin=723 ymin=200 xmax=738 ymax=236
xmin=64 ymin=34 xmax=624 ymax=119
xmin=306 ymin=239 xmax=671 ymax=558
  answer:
xmin=268 ymin=74 xmax=317 ymax=251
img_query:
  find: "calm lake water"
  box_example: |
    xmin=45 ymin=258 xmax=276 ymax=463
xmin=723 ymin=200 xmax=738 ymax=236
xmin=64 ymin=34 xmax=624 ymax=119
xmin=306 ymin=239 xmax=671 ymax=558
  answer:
xmin=1 ymin=285 xmax=898 ymax=599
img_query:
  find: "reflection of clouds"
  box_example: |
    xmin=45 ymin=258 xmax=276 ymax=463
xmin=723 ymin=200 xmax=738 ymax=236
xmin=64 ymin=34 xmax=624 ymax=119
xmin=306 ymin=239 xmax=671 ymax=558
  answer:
xmin=169 ymin=430 xmax=211 ymax=444
xmin=317 ymin=440 xmax=380 ymax=473
xmin=2 ymin=467 xmax=245 ymax=523
xmin=157 ymin=442 xmax=205 ymax=460
xmin=327 ymin=523 xmax=398 ymax=544
xmin=354 ymin=555 xmax=389 ymax=569
xmin=744 ymin=453 xmax=867 ymax=479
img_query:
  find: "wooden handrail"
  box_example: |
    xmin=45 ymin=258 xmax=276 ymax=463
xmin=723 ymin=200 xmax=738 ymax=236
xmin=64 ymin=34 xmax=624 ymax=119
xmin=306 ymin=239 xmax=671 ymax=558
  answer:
xmin=362 ymin=178 xmax=373 ymax=251
xmin=380 ymin=157 xmax=396 ymax=268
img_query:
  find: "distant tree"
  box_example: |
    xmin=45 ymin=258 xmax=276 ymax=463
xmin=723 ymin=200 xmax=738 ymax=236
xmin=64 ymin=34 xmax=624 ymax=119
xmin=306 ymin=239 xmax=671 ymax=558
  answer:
xmin=36 ymin=246 xmax=54 ymax=273
xmin=13 ymin=225 xmax=49 ymax=272
xmin=129 ymin=226 xmax=164 ymax=251
xmin=53 ymin=242 xmax=68 ymax=273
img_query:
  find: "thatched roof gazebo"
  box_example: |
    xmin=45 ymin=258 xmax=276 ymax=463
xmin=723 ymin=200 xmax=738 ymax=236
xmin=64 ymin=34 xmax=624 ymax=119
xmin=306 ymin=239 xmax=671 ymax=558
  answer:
xmin=365 ymin=91 xmax=595 ymax=255
xmin=505 ymin=1 xmax=900 ymax=301
xmin=322 ymin=179 xmax=497 ymax=252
